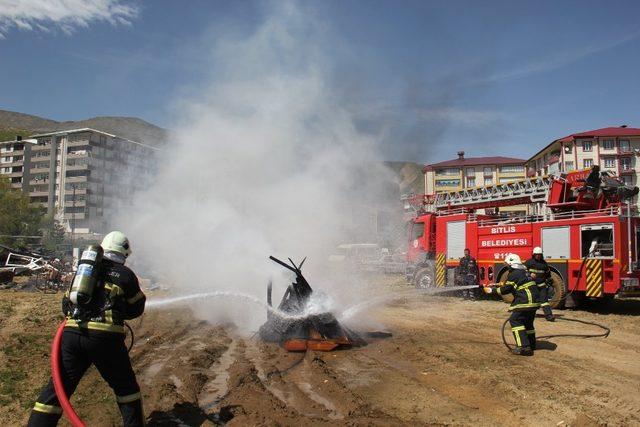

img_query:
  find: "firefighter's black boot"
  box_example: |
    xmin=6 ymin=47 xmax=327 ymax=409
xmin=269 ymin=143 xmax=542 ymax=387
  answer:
xmin=527 ymin=331 xmax=536 ymax=351
xmin=117 ymin=398 xmax=145 ymax=427
xmin=543 ymin=305 xmax=555 ymax=321
xmin=512 ymin=346 xmax=533 ymax=356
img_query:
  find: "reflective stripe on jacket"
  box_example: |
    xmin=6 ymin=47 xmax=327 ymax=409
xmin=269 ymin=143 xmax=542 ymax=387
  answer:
xmin=493 ymin=267 xmax=541 ymax=311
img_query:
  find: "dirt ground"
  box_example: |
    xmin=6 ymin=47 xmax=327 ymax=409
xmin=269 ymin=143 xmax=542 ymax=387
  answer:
xmin=2 ymin=276 xmax=640 ymax=426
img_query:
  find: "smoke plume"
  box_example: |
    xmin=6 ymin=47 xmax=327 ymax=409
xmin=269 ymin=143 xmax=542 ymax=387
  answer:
xmin=116 ymin=2 xmax=398 ymax=331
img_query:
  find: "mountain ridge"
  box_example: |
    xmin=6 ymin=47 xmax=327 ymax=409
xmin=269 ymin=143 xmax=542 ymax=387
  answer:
xmin=0 ymin=109 xmax=167 ymax=146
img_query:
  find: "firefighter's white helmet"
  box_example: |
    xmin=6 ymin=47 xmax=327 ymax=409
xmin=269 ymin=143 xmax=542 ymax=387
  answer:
xmin=504 ymin=253 xmax=522 ymax=266
xmin=533 ymin=247 xmax=543 ymax=255
xmin=101 ymin=231 xmax=132 ymax=258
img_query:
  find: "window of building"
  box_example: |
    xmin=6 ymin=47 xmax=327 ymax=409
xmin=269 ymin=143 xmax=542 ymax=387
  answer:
xmin=620 ymin=157 xmax=632 ymax=171
xmin=66 ymin=169 xmax=90 ymax=178
xmin=65 ymin=194 xmax=86 ymax=202
xmin=621 ymin=175 xmax=633 ymax=186
xmin=1 ymin=156 xmax=11 ymax=163
xmin=564 ymin=161 xmax=574 ymax=171
xmin=620 ymin=140 xmax=631 ymax=152
xmin=35 ymin=184 xmax=49 ymax=191
xmin=466 ymin=167 xmax=475 ymax=176
xmin=483 ymin=167 xmax=492 ymax=176
xmin=498 ymin=165 xmax=524 ymax=173
xmin=466 ymin=177 xmax=476 ymax=187
xmin=1 ymin=167 xmax=11 ymax=174
xmin=582 ymin=141 xmax=593 ymax=152
xmin=68 ymin=133 xmax=90 ymax=143
xmin=484 ymin=178 xmax=493 ymax=185
xmin=498 ymin=177 xmax=516 ymax=184
xmin=603 ymin=157 xmax=616 ymax=169
xmin=32 ymin=173 xmax=49 ymax=182
xmin=435 ymin=179 xmax=460 ymax=187
xmin=435 ymin=168 xmax=460 ymax=176
xmin=64 ymin=206 xmax=85 ymax=214
xmin=65 ymin=182 xmax=88 ymax=190
xmin=33 ymin=162 xmax=49 ymax=170
xmin=564 ymin=144 xmax=572 ymax=154
xmin=583 ymin=158 xmax=593 ymax=168
xmin=602 ymin=139 xmax=614 ymax=150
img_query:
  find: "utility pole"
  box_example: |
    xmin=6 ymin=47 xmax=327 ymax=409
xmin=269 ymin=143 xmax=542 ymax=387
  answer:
xmin=70 ymin=183 xmax=77 ymax=255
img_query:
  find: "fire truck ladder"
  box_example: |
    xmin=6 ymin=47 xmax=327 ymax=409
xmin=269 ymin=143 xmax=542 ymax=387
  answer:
xmin=429 ymin=176 xmax=553 ymax=211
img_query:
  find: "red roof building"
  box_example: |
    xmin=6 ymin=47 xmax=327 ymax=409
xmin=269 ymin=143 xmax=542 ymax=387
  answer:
xmin=526 ymin=126 xmax=640 ymax=185
xmin=423 ymin=151 xmax=526 ymax=196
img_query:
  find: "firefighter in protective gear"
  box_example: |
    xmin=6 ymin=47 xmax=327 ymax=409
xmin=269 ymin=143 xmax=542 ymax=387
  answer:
xmin=483 ymin=253 xmax=541 ymax=356
xmin=525 ymin=247 xmax=555 ymax=322
xmin=457 ymin=248 xmax=479 ymax=299
xmin=28 ymin=231 xmax=146 ymax=427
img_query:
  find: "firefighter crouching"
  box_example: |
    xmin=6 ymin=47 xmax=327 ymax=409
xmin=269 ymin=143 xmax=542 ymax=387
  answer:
xmin=28 ymin=231 xmax=146 ymax=427
xmin=525 ymin=247 xmax=555 ymax=322
xmin=483 ymin=253 xmax=541 ymax=356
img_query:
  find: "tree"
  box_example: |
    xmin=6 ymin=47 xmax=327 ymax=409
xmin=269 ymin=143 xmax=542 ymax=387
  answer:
xmin=0 ymin=178 xmax=44 ymax=249
xmin=41 ymin=213 xmax=67 ymax=253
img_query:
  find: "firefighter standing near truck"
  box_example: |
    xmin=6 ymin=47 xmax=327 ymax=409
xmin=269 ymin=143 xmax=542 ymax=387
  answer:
xmin=458 ymin=248 xmax=479 ymax=299
xmin=27 ymin=231 xmax=146 ymax=427
xmin=483 ymin=253 xmax=541 ymax=356
xmin=525 ymin=247 xmax=555 ymax=322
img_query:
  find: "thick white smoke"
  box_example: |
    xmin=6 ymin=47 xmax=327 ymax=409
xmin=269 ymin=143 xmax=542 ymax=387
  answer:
xmin=117 ymin=2 xmax=397 ymax=331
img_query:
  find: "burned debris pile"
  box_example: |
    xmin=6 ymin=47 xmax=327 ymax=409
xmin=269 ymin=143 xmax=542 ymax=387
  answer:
xmin=258 ymin=256 xmax=364 ymax=352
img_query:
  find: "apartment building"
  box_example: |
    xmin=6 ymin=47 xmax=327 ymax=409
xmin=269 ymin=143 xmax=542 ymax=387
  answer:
xmin=1 ymin=136 xmax=34 ymax=192
xmin=0 ymin=128 xmax=158 ymax=238
xmin=423 ymin=151 xmax=526 ymax=195
xmin=526 ymin=126 xmax=640 ymax=188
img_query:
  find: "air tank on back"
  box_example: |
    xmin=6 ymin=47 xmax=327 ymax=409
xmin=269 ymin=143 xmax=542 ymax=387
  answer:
xmin=69 ymin=245 xmax=104 ymax=305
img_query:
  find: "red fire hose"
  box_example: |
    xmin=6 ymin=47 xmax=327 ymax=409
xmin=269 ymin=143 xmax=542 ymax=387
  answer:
xmin=51 ymin=320 xmax=86 ymax=427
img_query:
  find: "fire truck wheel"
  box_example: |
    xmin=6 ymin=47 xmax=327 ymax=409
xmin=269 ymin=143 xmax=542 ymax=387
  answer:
xmin=413 ymin=267 xmax=434 ymax=289
xmin=547 ymin=270 xmax=566 ymax=309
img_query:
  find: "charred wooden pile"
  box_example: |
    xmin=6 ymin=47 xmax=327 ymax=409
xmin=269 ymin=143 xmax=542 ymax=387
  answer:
xmin=258 ymin=256 xmax=363 ymax=352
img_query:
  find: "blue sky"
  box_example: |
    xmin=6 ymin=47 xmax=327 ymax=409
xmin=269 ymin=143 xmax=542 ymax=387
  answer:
xmin=1 ymin=0 xmax=640 ymax=163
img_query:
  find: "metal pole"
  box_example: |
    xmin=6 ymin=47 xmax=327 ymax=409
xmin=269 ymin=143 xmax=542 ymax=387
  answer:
xmin=627 ymin=201 xmax=633 ymax=274
xmin=71 ymin=184 xmax=76 ymax=254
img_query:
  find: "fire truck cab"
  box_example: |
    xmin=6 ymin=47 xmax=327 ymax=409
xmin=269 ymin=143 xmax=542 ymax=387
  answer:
xmin=405 ymin=168 xmax=640 ymax=307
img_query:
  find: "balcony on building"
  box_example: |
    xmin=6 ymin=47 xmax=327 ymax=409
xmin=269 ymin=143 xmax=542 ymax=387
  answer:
xmin=30 ymin=166 xmax=50 ymax=174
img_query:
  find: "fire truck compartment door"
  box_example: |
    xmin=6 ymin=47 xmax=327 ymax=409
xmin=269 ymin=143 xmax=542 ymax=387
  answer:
xmin=541 ymin=226 xmax=570 ymax=259
xmin=447 ymin=221 xmax=466 ymax=260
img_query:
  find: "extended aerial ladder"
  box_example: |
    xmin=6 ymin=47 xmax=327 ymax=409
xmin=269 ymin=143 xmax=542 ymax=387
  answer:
xmin=403 ymin=176 xmax=553 ymax=213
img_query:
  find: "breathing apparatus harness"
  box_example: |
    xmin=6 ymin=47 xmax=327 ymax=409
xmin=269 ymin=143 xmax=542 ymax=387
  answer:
xmin=499 ymin=244 xmax=611 ymax=351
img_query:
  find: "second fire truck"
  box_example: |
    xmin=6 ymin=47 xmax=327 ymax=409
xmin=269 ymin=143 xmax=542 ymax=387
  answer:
xmin=404 ymin=167 xmax=640 ymax=308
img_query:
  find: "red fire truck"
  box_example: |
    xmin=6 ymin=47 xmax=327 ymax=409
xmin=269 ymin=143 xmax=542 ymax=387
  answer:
xmin=404 ymin=168 xmax=640 ymax=308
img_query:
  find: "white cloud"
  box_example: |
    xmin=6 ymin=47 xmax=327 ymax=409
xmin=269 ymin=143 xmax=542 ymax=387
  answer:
xmin=473 ymin=29 xmax=640 ymax=85
xmin=0 ymin=0 xmax=138 ymax=38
